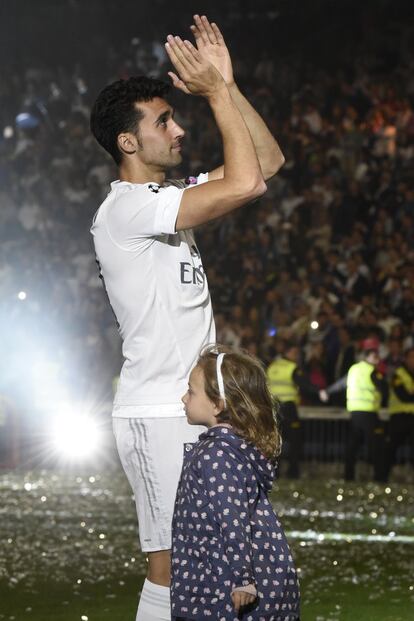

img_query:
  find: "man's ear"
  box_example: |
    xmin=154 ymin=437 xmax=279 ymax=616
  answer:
xmin=117 ymin=133 xmax=138 ymax=157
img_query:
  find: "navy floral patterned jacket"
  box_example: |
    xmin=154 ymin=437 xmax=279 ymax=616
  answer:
xmin=171 ymin=426 xmax=300 ymax=620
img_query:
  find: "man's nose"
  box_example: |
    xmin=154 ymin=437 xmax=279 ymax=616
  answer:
xmin=172 ymin=121 xmax=185 ymax=139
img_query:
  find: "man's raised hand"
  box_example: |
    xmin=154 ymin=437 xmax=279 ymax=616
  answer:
xmin=165 ymin=35 xmax=225 ymax=98
xmin=190 ymin=15 xmax=234 ymax=86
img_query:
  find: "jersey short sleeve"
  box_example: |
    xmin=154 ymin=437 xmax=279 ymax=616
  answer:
xmin=104 ymin=173 xmax=208 ymax=247
xmin=106 ymin=182 xmax=183 ymax=245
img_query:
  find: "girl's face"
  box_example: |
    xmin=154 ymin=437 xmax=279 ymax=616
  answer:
xmin=182 ymin=365 xmax=221 ymax=427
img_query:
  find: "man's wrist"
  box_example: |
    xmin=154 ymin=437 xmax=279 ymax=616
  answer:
xmin=206 ymin=83 xmax=231 ymax=104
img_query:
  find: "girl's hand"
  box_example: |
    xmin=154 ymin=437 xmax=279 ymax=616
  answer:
xmin=190 ymin=15 xmax=235 ymax=86
xmin=231 ymin=590 xmax=256 ymax=613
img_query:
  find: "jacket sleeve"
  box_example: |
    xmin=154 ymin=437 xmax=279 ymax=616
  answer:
xmin=371 ymin=369 xmax=389 ymax=403
xmin=392 ymin=374 xmax=414 ymax=403
xmin=326 ymin=375 xmax=348 ymax=395
xmin=202 ymin=446 xmax=256 ymax=591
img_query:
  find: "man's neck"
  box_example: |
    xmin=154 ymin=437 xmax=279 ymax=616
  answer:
xmin=119 ymin=161 xmax=166 ymax=185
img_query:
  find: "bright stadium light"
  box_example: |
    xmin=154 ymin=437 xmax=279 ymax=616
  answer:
xmin=17 ymin=291 xmax=27 ymax=300
xmin=310 ymin=321 xmax=319 ymax=330
xmin=51 ymin=407 xmax=102 ymax=460
xmin=4 ymin=126 xmax=14 ymax=139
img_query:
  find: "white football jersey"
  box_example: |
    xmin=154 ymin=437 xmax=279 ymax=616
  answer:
xmin=91 ymin=174 xmax=215 ymax=418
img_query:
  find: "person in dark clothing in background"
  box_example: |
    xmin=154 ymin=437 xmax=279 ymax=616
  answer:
xmin=382 ymin=337 xmax=403 ymax=380
xmin=327 ymin=339 xmax=388 ymax=481
xmin=330 ymin=326 xmax=356 ymax=405
xmin=385 ymin=347 xmax=414 ymax=479
xmin=267 ymin=341 xmax=328 ymax=478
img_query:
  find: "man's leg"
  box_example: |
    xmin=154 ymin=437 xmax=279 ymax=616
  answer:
xmin=113 ymin=416 xmax=205 ymax=621
xmin=113 ymin=418 xmax=172 ymax=620
xmin=136 ymin=551 xmax=171 ymax=621
xmin=385 ymin=414 xmax=399 ymax=480
xmin=280 ymin=402 xmax=302 ymax=478
xmin=371 ymin=414 xmax=387 ymax=482
xmin=148 ymin=550 xmax=171 ymax=586
xmin=387 ymin=413 xmax=414 ymax=474
xmin=345 ymin=413 xmax=361 ymax=480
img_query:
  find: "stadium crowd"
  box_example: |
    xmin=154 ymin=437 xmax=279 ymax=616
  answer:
xmin=1 ymin=0 xmax=414 ymax=417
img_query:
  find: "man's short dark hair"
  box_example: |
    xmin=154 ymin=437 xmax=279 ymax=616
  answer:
xmin=90 ymin=76 xmax=170 ymax=165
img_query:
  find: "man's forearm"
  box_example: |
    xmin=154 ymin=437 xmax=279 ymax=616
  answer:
xmin=208 ymin=86 xmax=264 ymax=191
xmin=228 ymin=83 xmax=284 ymax=179
xmin=175 ymin=85 xmax=267 ymax=230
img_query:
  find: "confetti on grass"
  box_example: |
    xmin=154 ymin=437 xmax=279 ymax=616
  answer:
xmin=0 ymin=470 xmax=413 ymax=620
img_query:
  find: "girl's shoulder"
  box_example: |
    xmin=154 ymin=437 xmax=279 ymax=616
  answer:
xmin=198 ymin=426 xmax=244 ymax=450
xmin=194 ymin=427 xmax=275 ymax=490
xmin=198 ymin=426 xmax=263 ymax=456
xmin=193 ymin=427 xmax=256 ymax=473
xmin=195 ymin=427 xmax=241 ymax=454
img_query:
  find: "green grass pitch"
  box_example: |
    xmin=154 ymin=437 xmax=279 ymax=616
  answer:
xmin=0 ymin=469 xmax=413 ymax=620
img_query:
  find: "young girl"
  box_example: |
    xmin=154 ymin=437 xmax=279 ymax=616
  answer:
xmin=171 ymin=345 xmax=300 ymax=621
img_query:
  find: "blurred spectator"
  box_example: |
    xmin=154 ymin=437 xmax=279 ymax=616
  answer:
xmin=267 ymin=341 xmax=328 ymax=478
xmin=385 ymin=347 xmax=414 ymax=479
xmin=382 ymin=338 xmax=404 ymax=380
xmin=304 ymin=342 xmax=329 ymax=404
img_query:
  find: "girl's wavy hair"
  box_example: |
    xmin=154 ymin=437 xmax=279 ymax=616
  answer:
xmin=197 ymin=344 xmax=282 ymax=462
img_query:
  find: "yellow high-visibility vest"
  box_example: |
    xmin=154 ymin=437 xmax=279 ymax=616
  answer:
xmin=346 ymin=360 xmax=381 ymax=412
xmin=267 ymin=358 xmax=299 ymax=404
xmin=389 ymin=366 xmax=414 ymax=415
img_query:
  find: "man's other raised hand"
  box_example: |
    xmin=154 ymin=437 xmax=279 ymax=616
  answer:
xmin=165 ymin=35 xmax=225 ymax=98
xmin=190 ymin=15 xmax=234 ymax=86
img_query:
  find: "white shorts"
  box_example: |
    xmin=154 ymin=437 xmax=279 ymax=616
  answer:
xmin=113 ymin=416 xmax=205 ymax=552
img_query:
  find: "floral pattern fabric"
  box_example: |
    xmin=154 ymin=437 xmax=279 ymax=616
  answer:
xmin=171 ymin=426 xmax=300 ymax=620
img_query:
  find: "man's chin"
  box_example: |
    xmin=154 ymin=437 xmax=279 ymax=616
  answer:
xmin=171 ymin=152 xmax=183 ymax=165
xmin=159 ymin=152 xmax=182 ymax=172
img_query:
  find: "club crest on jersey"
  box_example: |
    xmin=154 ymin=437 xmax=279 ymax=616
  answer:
xmin=148 ymin=183 xmax=160 ymax=193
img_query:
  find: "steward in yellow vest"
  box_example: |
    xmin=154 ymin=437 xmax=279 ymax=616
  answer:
xmin=346 ymin=360 xmax=382 ymax=413
xmin=388 ymin=361 xmax=414 ymax=415
xmin=267 ymin=349 xmax=327 ymax=406
xmin=267 ymin=357 xmax=300 ymax=405
xmin=267 ymin=342 xmax=327 ymax=478
xmin=385 ymin=348 xmax=414 ymax=478
xmin=344 ymin=345 xmax=388 ymax=482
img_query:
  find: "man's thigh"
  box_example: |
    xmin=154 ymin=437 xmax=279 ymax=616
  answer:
xmin=113 ymin=416 xmax=205 ymax=552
